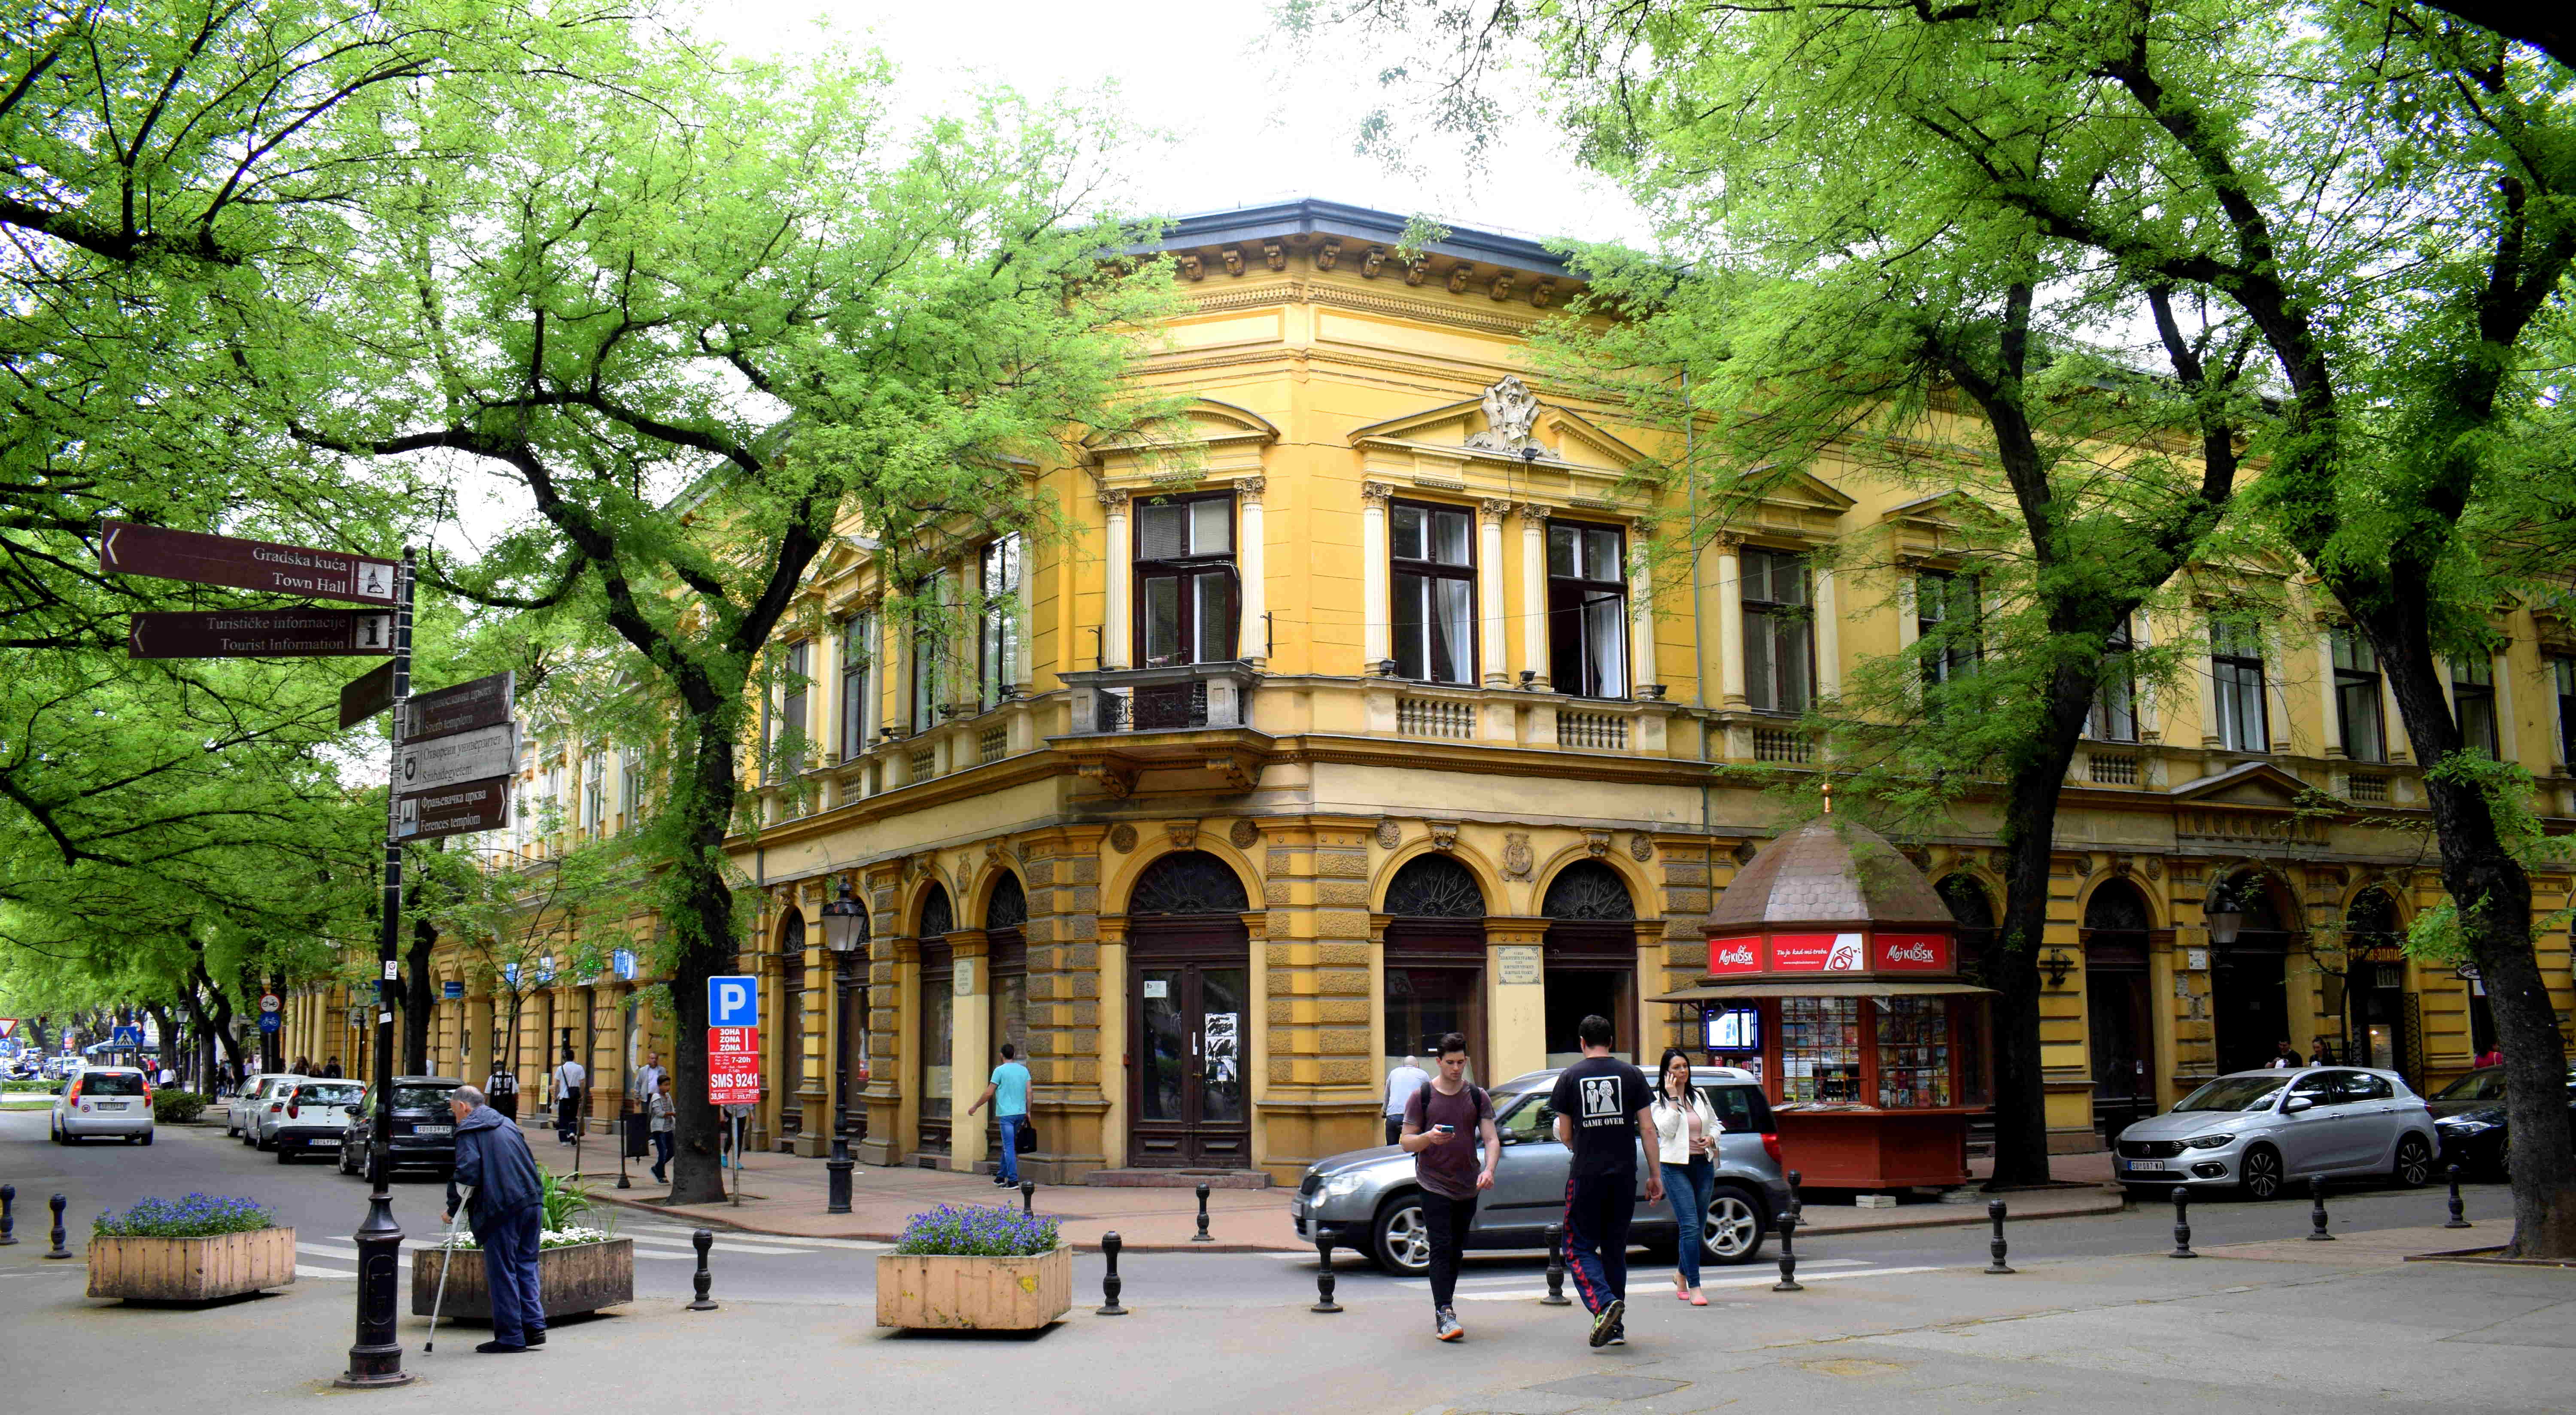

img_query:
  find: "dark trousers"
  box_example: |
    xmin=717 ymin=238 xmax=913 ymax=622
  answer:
xmin=1562 ymin=1172 xmax=1634 ymax=1315
xmin=475 ymin=1205 xmax=547 ymax=1346
xmin=493 ymin=1093 xmax=518 ymax=1121
xmin=556 ymin=1095 xmax=578 ymax=1142
xmin=1422 ymin=1191 xmax=1479 ymax=1310
xmin=1386 ymin=1117 xmax=1403 ymax=1146
xmin=649 ymin=1130 xmax=673 ymax=1181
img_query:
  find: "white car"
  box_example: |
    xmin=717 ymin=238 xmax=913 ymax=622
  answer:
xmin=262 ymin=1079 xmax=367 ymax=1161
xmin=51 ymin=1066 xmax=154 ymax=1144
xmin=230 ymin=1075 xmax=306 ymax=1145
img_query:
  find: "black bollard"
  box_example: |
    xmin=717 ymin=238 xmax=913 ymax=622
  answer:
xmin=1096 ymin=1230 xmax=1127 ymax=1315
xmin=0 ymin=1183 xmax=15 ymax=1245
xmin=1772 ymin=1207 xmax=1803 ymax=1292
xmin=688 ymin=1228 xmax=718 ymax=1309
xmin=2169 ymin=1187 xmax=2197 ymax=1258
xmin=1311 ymin=1237 xmax=1342 ymax=1313
xmin=1540 ymin=1222 xmax=1571 ymax=1305
xmin=1192 ymin=1181 xmax=1212 ymax=1243
xmin=1021 ymin=1180 xmax=1036 ymax=1217
xmin=1984 ymin=1199 xmax=2015 ymax=1275
xmin=2307 ymin=1176 xmax=2334 ymax=1241
xmin=2444 ymin=1164 xmax=2473 ymax=1229
xmin=44 ymin=1192 xmax=70 ymax=1259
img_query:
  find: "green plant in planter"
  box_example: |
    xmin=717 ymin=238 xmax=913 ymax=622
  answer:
xmin=151 ymin=1089 xmax=207 ymax=1123
xmin=94 ymin=1195 xmax=275 ymax=1238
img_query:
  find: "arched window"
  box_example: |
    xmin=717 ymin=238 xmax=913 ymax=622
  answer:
xmin=1541 ymin=860 xmax=1635 ymax=921
xmin=917 ymin=883 xmax=954 ymax=939
xmin=1129 ymin=850 xmax=1250 ymax=916
xmin=986 ymin=873 xmax=1027 ymax=931
xmin=1384 ymin=855 xmax=1485 ymax=918
xmin=2082 ymin=879 xmax=2153 ymax=933
xmin=2344 ymin=888 xmax=2399 ymax=948
xmin=1938 ymin=875 xmax=1996 ymax=932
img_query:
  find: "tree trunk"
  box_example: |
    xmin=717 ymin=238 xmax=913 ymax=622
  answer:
xmin=1984 ymin=656 xmax=2098 ymax=1186
xmin=404 ymin=847 xmax=442 ymax=1075
xmin=665 ymin=735 xmax=747 ymax=1206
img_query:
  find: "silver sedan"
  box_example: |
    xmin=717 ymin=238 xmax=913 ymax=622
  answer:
xmin=2113 ymin=1067 xmax=2439 ymax=1199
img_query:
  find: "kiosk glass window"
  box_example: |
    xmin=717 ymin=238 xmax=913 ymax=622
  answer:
xmin=1777 ymin=996 xmax=1862 ymax=1103
xmin=1874 ymin=997 xmax=1952 ymax=1107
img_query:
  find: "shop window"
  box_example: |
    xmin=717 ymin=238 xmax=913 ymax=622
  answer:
xmin=1547 ymin=520 xmax=1627 ymax=698
xmin=1777 ymin=996 xmax=1862 ymax=1103
xmin=2333 ymin=629 xmax=2384 ymax=762
xmin=2453 ymin=655 xmax=2498 ymax=757
xmin=979 ymin=535 xmax=1022 ymax=711
xmin=1742 ymin=547 xmax=1812 ymax=714
xmin=2210 ymin=620 xmax=2269 ymax=752
xmin=1385 ymin=969 xmax=1483 ymax=1083
xmin=2088 ymin=620 xmax=2138 ymax=741
xmin=1391 ymin=501 xmax=1475 ymax=683
xmin=1875 ymin=997 xmax=1952 ymax=1108
xmin=1916 ymin=570 xmax=1981 ymax=689
xmin=1136 ymin=494 xmax=1235 ymax=668
xmin=841 ymin=612 xmax=877 ymax=759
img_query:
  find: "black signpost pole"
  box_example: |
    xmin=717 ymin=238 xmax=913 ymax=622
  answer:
xmin=339 ymin=548 xmax=414 ymax=1391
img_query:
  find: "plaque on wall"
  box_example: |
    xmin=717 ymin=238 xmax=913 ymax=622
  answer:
xmin=1496 ymin=945 xmax=1542 ymax=984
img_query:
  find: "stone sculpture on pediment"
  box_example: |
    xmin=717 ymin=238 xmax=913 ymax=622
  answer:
xmin=1467 ymin=376 xmax=1542 ymax=454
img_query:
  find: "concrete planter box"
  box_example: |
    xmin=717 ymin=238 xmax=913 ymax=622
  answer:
xmin=87 ymin=1227 xmax=297 ymax=1302
xmin=876 ymin=1245 xmax=1072 ymax=1331
xmin=409 ymin=1239 xmax=633 ymax=1321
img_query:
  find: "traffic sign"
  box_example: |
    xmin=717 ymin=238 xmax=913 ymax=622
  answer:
xmin=128 ymin=608 xmax=395 ymax=659
xmin=0 ymin=1018 xmax=17 ymax=1040
xmin=258 ymin=993 xmax=282 ymax=1013
xmin=396 ymin=774 xmax=510 ymax=840
xmin=708 ymin=1025 xmax=761 ymax=1105
xmin=708 ymin=975 xmax=759 ymax=1027
xmin=443 ymin=980 xmax=465 ymax=999
xmin=612 ymin=948 xmax=637 ymax=981
xmin=396 ymin=721 xmax=515 ymax=794
xmin=403 ymin=671 xmax=514 ymax=744
xmin=98 ymin=520 xmax=397 ymax=604
xmin=111 ymin=1024 xmax=144 ymax=1046
xmin=257 ymin=1011 xmax=282 ymax=1034
xmin=340 ymin=659 xmax=398 ymax=728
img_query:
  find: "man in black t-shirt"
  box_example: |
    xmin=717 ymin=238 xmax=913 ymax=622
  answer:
xmin=1549 ymin=1014 xmax=1661 ymax=1348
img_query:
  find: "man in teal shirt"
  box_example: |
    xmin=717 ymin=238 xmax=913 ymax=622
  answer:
xmin=966 ymin=1043 xmax=1032 ymax=1187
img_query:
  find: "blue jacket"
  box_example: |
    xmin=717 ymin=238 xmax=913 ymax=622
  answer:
xmin=446 ymin=1104 xmax=543 ymax=1235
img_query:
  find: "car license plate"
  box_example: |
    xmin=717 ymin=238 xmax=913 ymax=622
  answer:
xmin=2127 ymin=1159 xmax=2166 ymax=1172
xmin=415 ymin=1124 xmax=451 ymax=1136
xmin=1288 ymin=1199 xmax=1304 ymax=1218
xmin=98 ymin=1102 xmax=128 ymax=1111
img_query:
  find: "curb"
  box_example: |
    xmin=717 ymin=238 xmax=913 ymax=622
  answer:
xmin=586 ymin=1189 xmax=1305 ymax=1254
xmin=1796 ymin=1187 xmax=2127 ymax=1237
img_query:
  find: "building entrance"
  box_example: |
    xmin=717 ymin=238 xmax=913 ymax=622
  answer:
xmin=1124 ymin=852 xmax=1252 ymax=1168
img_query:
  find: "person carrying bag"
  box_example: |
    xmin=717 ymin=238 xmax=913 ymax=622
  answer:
xmin=1649 ymin=1047 xmax=1722 ymax=1306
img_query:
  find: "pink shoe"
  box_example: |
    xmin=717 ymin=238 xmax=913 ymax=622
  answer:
xmin=1688 ymin=1290 xmax=1709 ymax=1306
xmin=1674 ymin=1280 xmax=1691 ymax=1302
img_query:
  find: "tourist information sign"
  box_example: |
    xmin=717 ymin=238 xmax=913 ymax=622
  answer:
xmin=128 ymin=608 xmax=396 ymax=659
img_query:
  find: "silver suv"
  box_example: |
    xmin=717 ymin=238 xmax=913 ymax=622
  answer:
xmin=2114 ymin=1066 xmax=2439 ymax=1199
xmin=1292 ymin=1066 xmax=1790 ymax=1274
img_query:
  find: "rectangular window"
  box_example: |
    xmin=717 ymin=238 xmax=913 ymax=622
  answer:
xmin=2454 ymin=655 xmax=2498 ymax=757
xmin=2210 ymin=620 xmax=2268 ymax=752
xmin=775 ymin=639 xmax=810 ymax=778
xmin=1741 ymin=547 xmax=1812 ymax=714
xmin=1134 ymin=495 xmax=1235 ymax=667
xmin=1546 ymin=521 xmax=1626 ymax=698
xmin=583 ymin=754 xmax=605 ymax=831
xmin=840 ymin=612 xmax=877 ymax=760
xmin=979 ymin=534 xmax=1023 ymax=711
xmin=2554 ymin=657 xmax=2576 ymax=765
xmin=1916 ymin=571 xmax=1981 ymax=688
xmin=620 ymin=754 xmax=644 ymax=830
xmin=2088 ymin=620 xmax=2138 ymax=741
xmin=1391 ymin=501 xmax=1476 ymax=684
xmin=911 ymin=571 xmax=952 ymax=732
xmin=2333 ymin=629 xmax=2385 ymax=763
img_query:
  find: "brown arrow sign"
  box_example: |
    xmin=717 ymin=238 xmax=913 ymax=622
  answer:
xmin=340 ymin=660 xmax=398 ymax=729
xmin=402 ymin=670 xmax=514 ymax=744
xmin=397 ymin=774 xmax=511 ymax=841
xmin=99 ymin=520 xmax=398 ymax=605
xmin=128 ymin=608 xmax=396 ymax=659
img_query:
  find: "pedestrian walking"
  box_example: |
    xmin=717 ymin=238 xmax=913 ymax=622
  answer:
xmin=1549 ymin=1014 xmax=1660 ymax=1348
xmin=1384 ymin=1052 xmax=1430 ymax=1147
xmin=324 ymin=1056 xmax=344 ymax=1078
xmin=632 ymin=1051 xmax=665 ymax=1105
xmin=442 ymin=1085 xmax=547 ymax=1354
xmin=550 ymin=1048 xmax=586 ymax=1145
xmin=966 ymin=1044 xmax=1033 ymax=1187
xmin=2308 ymin=1040 xmax=2331 ymax=1066
xmin=1649 ymin=1047 xmax=1721 ymax=1306
xmin=486 ymin=1063 xmax=520 ymax=1122
xmin=647 ymin=1077 xmax=676 ymax=1184
xmin=2268 ymin=1039 xmax=2301 ymax=1069
xmin=1397 ymin=1032 xmax=1496 ymax=1342
xmin=2474 ymin=1043 xmax=2503 ymax=1069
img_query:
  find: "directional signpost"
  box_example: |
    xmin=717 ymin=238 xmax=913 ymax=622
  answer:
xmin=100 ymin=520 xmax=397 ymax=604
xmin=340 ymin=661 xmax=398 ymax=729
xmin=129 ymin=608 xmax=398 ymax=659
xmin=395 ymin=671 xmax=514 ymax=844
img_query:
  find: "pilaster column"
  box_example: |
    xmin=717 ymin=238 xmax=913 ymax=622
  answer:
xmin=2316 ymin=622 xmax=2344 ymax=759
xmin=1100 ymin=490 xmax=1132 ymax=670
xmin=1628 ymin=529 xmax=1656 ymax=696
xmin=1237 ymin=478 xmax=1268 ymax=669
xmin=1483 ymin=918 xmax=1549 ymax=1084
xmin=1361 ymin=482 xmax=1392 ymax=670
xmin=1811 ymin=563 xmax=1841 ymax=701
xmin=948 ymin=931 xmax=990 ymax=1170
xmin=1713 ymin=534 xmax=1747 ymax=708
xmin=2264 ymin=629 xmax=2293 ymax=754
xmin=1479 ymin=499 xmax=1510 ymax=686
xmin=2491 ymin=649 xmax=2516 ymax=762
xmin=1519 ymin=504 xmax=1551 ymax=688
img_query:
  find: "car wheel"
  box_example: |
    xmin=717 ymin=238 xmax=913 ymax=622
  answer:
xmin=338 ymin=1144 xmax=357 ymax=1176
xmin=1702 ymin=1187 xmax=1767 ymax=1266
xmin=2392 ymin=1134 xmax=2433 ymax=1188
xmin=277 ymin=1142 xmax=296 ymax=1164
xmin=141 ymin=1131 xmax=153 ymax=1147
xmin=2239 ymin=1144 xmax=2284 ymax=1201
xmin=1370 ymin=1192 xmax=1434 ymax=1276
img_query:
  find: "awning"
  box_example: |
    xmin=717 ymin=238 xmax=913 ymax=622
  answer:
xmin=1650 ymin=979 xmax=1998 ymax=1002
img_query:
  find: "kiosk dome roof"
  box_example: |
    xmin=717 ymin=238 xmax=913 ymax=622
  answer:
xmin=1707 ymin=816 xmax=1953 ymax=930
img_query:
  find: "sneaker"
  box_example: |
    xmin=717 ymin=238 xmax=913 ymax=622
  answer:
xmin=1588 ymin=1298 xmax=1625 ymax=1348
xmin=525 ymin=1331 xmax=546 ymax=1348
xmin=1435 ymin=1307 xmax=1463 ymax=1342
xmin=993 ymin=1175 xmax=1012 ymax=1187
xmin=474 ymin=1341 xmax=527 ymax=1354
xmin=1606 ymin=1321 xmax=1627 ymax=1346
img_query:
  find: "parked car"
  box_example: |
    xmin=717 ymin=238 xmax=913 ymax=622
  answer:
xmin=2430 ymin=1064 xmax=2576 ymax=1179
xmin=337 ymin=1077 xmax=465 ymax=1177
xmin=2114 ymin=1066 xmax=2438 ymax=1199
xmin=1292 ymin=1066 xmax=1789 ymax=1275
xmin=235 ymin=1075 xmax=309 ymax=1147
xmin=225 ymin=1073 xmax=303 ymax=1139
xmin=49 ymin=1065 xmax=154 ymax=1145
xmin=262 ymin=1079 xmax=368 ymax=1162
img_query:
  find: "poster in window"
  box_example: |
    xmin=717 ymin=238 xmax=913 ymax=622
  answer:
xmin=1204 ymin=1012 xmax=1238 ymax=1083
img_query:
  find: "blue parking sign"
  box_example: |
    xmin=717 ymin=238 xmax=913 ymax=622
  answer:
xmin=708 ymin=975 xmax=758 ymax=1027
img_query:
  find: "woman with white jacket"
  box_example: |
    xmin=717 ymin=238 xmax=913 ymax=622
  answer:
xmin=1649 ymin=1047 xmax=1722 ymax=1305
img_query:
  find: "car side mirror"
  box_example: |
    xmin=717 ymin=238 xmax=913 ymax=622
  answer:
xmin=2283 ymin=1095 xmax=2314 ymax=1114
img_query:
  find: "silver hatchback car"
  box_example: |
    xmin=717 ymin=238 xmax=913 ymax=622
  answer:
xmin=1292 ymin=1066 xmax=1790 ymax=1275
xmin=2113 ymin=1066 xmax=2439 ymax=1199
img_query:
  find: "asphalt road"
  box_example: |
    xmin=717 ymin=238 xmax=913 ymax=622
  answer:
xmin=2 ymin=1109 xmax=2515 ymax=1311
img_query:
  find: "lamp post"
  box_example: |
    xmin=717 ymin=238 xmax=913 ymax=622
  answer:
xmin=820 ymin=879 xmax=868 ymax=1215
xmin=2204 ymin=889 xmax=2244 ymax=947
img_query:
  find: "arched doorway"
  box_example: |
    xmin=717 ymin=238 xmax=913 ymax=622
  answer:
xmin=1383 ymin=855 xmax=1488 ymax=1084
xmin=2208 ymin=872 xmax=2291 ymax=1075
xmin=1541 ymin=860 xmax=1636 ymax=1067
xmin=1937 ymin=875 xmax=1996 ymax=1108
xmin=778 ymin=911 xmax=806 ymax=1144
xmin=982 ymin=873 xmax=1028 ymax=1156
xmin=2342 ymin=889 xmax=2412 ymax=1076
xmin=2083 ymin=879 xmax=2157 ymax=1137
xmin=915 ymin=884 xmax=956 ymax=1157
xmin=1125 ymin=851 xmax=1251 ymax=1168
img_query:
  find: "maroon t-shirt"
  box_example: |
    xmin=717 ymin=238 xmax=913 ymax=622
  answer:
xmin=1403 ymin=1081 xmax=1493 ymax=1200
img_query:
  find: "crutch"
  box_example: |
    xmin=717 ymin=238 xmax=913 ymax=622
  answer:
xmin=424 ymin=1187 xmax=473 ymax=1353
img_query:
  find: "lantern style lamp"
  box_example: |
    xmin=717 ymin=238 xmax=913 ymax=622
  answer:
xmin=819 ymin=880 xmax=868 ymax=1213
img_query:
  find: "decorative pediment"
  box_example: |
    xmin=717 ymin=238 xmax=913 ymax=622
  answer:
xmin=1349 ymin=383 xmax=1649 ymax=478
xmin=1880 ymin=489 xmax=2009 ymax=560
xmin=2169 ymin=761 xmax=2320 ymax=810
xmin=1086 ymin=398 xmax=1280 ymax=481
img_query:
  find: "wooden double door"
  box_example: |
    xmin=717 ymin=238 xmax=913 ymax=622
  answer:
xmin=1129 ymin=918 xmax=1249 ymax=1168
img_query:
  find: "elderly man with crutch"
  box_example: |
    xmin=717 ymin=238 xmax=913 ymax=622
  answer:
xmin=442 ymin=1084 xmax=548 ymax=1353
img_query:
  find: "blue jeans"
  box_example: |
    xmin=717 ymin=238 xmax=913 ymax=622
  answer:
xmin=474 ymin=1205 xmax=546 ymax=1347
xmin=997 ymin=1114 xmax=1025 ymax=1184
xmin=649 ymin=1130 xmax=673 ymax=1181
xmin=1662 ymin=1158 xmax=1715 ymax=1288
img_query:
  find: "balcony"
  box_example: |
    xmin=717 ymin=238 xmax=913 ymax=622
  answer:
xmin=1054 ymin=663 xmax=1274 ymax=797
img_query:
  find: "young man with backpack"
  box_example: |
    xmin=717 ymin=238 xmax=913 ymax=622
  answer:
xmin=1550 ymin=1014 xmax=1662 ymax=1348
xmin=1398 ymin=1032 xmax=1498 ymax=1342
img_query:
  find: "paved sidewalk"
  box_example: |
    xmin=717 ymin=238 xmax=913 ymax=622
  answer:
xmin=587 ymin=1147 xmax=2124 ymax=1249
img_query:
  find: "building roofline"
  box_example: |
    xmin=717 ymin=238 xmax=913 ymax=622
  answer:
xmin=1138 ymin=197 xmax=1576 ymax=280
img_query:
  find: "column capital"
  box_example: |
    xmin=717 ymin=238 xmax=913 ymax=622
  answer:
xmin=1518 ymin=501 xmax=1552 ymax=523
xmin=1236 ymin=475 xmax=1267 ymax=505
xmin=1098 ymin=488 xmax=1130 ymax=512
xmin=1361 ymin=480 xmax=1394 ymax=506
xmin=1710 ymin=530 xmax=1744 ymax=551
xmin=1479 ymin=497 xmax=1512 ymax=525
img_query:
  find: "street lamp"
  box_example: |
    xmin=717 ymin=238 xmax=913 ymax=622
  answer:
xmin=2204 ymin=883 xmax=2245 ymax=947
xmin=819 ymin=879 xmax=868 ymax=1215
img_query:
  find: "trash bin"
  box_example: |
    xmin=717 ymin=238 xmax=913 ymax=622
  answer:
xmin=623 ymin=1109 xmax=649 ymax=1160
